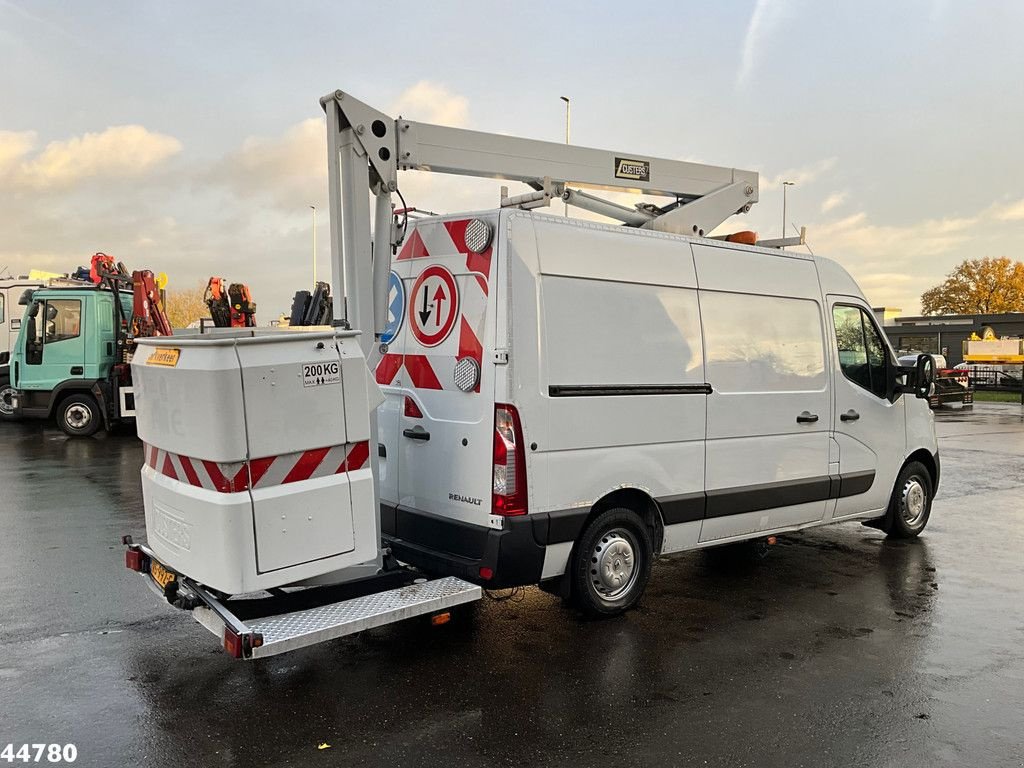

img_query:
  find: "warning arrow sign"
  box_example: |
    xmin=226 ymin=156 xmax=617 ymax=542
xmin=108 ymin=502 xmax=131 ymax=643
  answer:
xmin=409 ymin=265 xmax=459 ymax=348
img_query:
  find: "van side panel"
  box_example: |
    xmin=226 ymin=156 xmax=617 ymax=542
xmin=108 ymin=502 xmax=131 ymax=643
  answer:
xmin=518 ymin=217 xmax=707 ymax=564
xmin=693 ymin=244 xmax=833 ymax=542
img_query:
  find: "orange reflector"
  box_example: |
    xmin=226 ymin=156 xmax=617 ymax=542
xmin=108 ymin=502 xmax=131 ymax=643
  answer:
xmin=767 ymin=536 xmax=777 ymax=545
xmin=431 ymin=612 xmax=451 ymax=626
xmin=725 ymin=230 xmax=758 ymax=245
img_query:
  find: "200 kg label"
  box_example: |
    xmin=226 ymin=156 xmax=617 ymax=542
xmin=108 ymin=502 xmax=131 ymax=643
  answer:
xmin=1 ymin=744 xmax=77 ymax=763
xmin=302 ymin=361 xmax=340 ymax=388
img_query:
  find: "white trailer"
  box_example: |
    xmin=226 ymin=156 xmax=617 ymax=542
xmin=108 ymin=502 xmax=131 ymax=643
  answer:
xmin=124 ymin=88 xmax=938 ymax=654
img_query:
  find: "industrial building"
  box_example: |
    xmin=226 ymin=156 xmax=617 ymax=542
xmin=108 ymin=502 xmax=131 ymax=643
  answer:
xmin=875 ymin=309 xmax=1024 ymax=366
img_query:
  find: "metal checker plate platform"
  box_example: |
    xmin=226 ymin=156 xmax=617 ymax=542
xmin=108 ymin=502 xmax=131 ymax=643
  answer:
xmin=247 ymin=576 xmax=480 ymax=658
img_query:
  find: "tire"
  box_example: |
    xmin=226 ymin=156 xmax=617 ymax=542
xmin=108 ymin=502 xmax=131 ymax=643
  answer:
xmin=570 ymin=507 xmax=653 ymax=618
xmin=0 ymin=371 xmax=15 ymax=421
xmin=883 ymin=461 xmax=933 ymax=539
xmin=56 ymin=393 xmax=102 ymax=437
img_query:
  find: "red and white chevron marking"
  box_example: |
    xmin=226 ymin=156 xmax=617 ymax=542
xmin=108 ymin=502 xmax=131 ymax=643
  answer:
xmin=378 ymin=218 xmax=492 ymax=392
xmin=143 ymin=441 xmax=370 ymax=494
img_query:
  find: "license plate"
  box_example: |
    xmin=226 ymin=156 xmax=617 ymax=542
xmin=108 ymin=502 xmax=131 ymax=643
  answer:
xmin=150 ymin=559 xmax=177 ymax=589
xmin=148 ymin=348 xmax=180 ymax=366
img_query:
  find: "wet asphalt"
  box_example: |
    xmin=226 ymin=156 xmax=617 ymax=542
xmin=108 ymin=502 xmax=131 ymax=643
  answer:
xmin=1 ymin=405 xmax=1023 ymax=768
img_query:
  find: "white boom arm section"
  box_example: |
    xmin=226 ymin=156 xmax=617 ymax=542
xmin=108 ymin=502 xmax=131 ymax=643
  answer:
xmin=320 ymin=88 xmax=759 ymax=345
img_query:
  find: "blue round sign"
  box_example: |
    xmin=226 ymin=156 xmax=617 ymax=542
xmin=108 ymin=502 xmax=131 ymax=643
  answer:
xmin=381 ymin=270 xmax=405 ymax=344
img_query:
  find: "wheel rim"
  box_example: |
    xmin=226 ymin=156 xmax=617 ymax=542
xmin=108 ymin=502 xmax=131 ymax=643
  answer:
xmin=901 ymin=476 xmax=927 ymax=527
xmin=65 ymin=403 xmax=92 ymax=430
xmin=590 ymin=527 xmax=640 ymax=603
xmin=0 ymin=387 xmax=13 ymax=416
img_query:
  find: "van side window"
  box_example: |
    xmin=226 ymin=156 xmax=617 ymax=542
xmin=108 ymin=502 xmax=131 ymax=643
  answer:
xmin=43 ymin=299 xmax=82 ymax=344
xmin=701 ymin=291 xmax=825 ymax=393
xmin=833 ymin=305 xmax=887 ymax=398
xmin=0 ymin=292 xmax=5 ymax=324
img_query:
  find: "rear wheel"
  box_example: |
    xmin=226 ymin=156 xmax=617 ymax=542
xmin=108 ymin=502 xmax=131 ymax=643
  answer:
xmin=57 ymin=393 xmax=102 ymax=437
xmin=0 ymin=371 xmax=14 ymax=420
xmin=570 ymin=507 xmax=653 ymax=618
xmin=884 ymin=461 xmax=933 ymax=539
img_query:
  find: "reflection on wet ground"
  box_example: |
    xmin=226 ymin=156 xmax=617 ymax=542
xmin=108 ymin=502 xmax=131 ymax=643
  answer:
xmin=1 ymin=404 xmax=1022 ymax=767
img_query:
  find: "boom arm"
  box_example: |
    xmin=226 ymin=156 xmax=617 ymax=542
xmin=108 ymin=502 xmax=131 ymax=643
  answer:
xmin=320 ymin=88 xmax=759 ymax=352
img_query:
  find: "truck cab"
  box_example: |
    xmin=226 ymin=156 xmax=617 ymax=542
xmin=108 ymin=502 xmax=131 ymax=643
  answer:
xmin=5 ymin=286 xmax=135 ymax=435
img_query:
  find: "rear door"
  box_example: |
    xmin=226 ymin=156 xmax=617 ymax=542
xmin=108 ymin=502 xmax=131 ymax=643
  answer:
xmin=376 ymin=216 xmax=498 ymax=527
xmin=694 ymin=244 xmax=832 ymax=542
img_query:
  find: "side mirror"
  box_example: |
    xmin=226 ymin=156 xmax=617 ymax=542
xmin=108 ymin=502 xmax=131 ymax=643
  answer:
xmin=915 ymin=353 xmax=935 ymax=399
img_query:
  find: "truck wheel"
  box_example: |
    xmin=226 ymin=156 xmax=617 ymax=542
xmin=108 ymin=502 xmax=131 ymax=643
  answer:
xmin=570 ymin=507 xmax=652 ymax=618
xmin=884 ymin=461 xmax=933 ymax=539
xmin=0 ymin=372 xmax=14 ymax=420
xmin=57 ymin=394 xmax=102 ymax=437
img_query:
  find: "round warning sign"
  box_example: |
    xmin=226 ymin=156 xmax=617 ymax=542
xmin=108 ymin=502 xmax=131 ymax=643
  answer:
xmin=409 ymin=265 xmax=459 ymax=348
xmin=380 ymin=270 xmax=405 ymax=345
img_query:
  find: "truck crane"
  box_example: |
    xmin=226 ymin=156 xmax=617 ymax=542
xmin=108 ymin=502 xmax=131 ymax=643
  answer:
xmin=3 ymin=253 xmax=171 ymax=435
xmin=127 ymin=87 xmax=942 ymax=658
xmin=205 ymin=277 xmax=257 ymax=328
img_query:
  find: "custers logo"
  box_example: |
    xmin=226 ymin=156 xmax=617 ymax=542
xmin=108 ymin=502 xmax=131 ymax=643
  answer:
xmin=614 ymin=157 xmax=650 ymax=182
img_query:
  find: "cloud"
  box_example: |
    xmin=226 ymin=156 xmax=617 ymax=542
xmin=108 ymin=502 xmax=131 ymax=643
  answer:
xmin=992 ymin=198 xmax=1024 ymax=222
xmin=0 ymin=130 xmax=35 ymax=173
xmin=821 ymin=191 xmax=847 ymax=213
xmin=209 ymin=117 xmax=326 ymax=209
xmin=206 ymin=81 xmax=471 ymax=213
xmin=0 ymin=125 xmax=182 ymax=189
xmin=737 ymin=0 xmax=792 ymax=87
xmin=390 ymin=81 xmax=469 ymax=128
xmin=762 ymin=157 xmax=837 ymax=191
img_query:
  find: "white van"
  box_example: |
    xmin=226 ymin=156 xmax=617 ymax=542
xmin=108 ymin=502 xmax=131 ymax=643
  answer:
xmin=376 ymin=211 xmax=939 ymax=616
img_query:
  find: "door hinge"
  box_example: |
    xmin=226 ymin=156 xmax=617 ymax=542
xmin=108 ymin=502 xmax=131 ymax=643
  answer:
xmin=493 ymin=349 xmax=509 ymax=365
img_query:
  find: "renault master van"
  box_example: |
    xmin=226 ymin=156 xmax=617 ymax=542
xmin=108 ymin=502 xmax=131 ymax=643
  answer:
xmin=377 ymin=211 xmax=939 ymax=616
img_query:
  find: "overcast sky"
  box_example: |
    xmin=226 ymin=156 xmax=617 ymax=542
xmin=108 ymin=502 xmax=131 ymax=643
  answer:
xmin=2 ymin=0 xmax=1023 ymax=318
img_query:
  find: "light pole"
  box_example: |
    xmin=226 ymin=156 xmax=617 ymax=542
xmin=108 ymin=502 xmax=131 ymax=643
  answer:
xmin=560 ymin=96 xmax=570 ymax=216
xmin=782 ymin=181 xmax=794 ymax=238
xmin=310 ymin=205 xmax=317 ymax=288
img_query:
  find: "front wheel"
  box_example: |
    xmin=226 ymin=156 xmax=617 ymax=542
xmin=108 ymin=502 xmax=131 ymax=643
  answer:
xmin=0 ymin=371 xmax=15 ymax=421
xmin=884 ymin=461 xmax=934 ymax=539
xmin=570 ymin=508 xmax=653 ymax=617
xmin=57 ymin=393 xmax=102 ymax=437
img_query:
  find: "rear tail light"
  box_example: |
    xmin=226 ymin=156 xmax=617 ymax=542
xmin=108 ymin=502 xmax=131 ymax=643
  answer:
xmin=404 ymin=396 xmax=423 ymax=418
xmin=223 ymin=628 xmax=263 ymax=659
xmin=223 ymin=627 xmax=244 ymax=658
xmin=492 ymin=403 xmax=527 ymax=516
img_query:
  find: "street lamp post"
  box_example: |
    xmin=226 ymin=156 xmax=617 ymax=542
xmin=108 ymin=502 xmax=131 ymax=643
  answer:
xmin=310 ymin=205 xmax=317 ymax=288
xmin=560 ymin=96 xmax=570 ymax=216
xmin=782 ymin=181 xmax=794 ymax=238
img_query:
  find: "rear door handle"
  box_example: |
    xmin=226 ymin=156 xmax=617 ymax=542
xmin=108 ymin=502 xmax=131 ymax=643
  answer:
xmin=840 ymin=409 xmax=860 ymax=422
xmin=796 ymin=411 xmax=819 ymax=424
xmin=403 ymin=427 xmax=430 ymax=441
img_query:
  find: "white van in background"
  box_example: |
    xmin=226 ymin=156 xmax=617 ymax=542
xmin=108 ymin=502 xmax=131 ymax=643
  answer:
xmin=377 ymin=212 xmax=939 ymax=616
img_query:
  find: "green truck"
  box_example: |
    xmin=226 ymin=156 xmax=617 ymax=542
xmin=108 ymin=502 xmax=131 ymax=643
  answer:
xmin=0 ymin=264 xmax=170 ymax=436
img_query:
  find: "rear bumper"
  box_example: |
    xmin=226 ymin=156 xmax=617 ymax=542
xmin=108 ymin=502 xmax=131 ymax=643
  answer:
xmin=382 ymin=504 xmax=547 ymax=589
